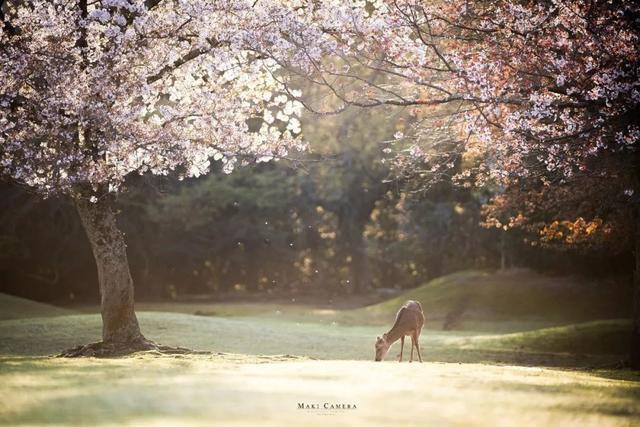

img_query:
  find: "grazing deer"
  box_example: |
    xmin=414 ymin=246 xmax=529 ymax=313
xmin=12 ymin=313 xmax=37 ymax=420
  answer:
xmin=375 ymin=300 xmax=424 ymax=362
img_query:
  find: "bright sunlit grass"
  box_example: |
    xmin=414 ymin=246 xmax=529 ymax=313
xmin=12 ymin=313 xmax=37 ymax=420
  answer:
xmin=1 ymin=356 xmax=639 ymax=426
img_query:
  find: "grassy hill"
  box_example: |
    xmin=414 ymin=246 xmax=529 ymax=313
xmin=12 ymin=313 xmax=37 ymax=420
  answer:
xmin=360 ymin=269 xmax=632 ymax=330
xmin=0 ymin=293 xmax=73 ymax=321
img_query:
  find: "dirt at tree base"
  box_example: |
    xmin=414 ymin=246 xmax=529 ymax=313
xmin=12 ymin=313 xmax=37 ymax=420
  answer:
xmin=57 ymin=336 xmax=211 ymax=358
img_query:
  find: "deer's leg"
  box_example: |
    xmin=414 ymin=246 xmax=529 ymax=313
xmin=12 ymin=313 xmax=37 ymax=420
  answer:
xmin=399 ymin=336 xmax=404 ymax=362
xmin=414 ymin=332 xmax=423 ymax=363
xmin=409 ymin=334 xmax=414 ymax=363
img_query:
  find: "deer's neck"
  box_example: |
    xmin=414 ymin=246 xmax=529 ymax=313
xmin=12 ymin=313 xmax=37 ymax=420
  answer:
xmin=385 ymin=326 xmax=405 ymax=344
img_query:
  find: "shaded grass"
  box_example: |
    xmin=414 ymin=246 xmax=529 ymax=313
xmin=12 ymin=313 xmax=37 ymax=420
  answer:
xmin=461 ymin=320 xmax=632 ymax=356
xmin=135 ymin=301 xmax=346 ymax=323
xmin=124 ymin=269 xmax=632 ymax=333
xmin=0 ymin=293 xmax=73 ymax=321
xmin=4 ymin=269 xmax=631 ymax=332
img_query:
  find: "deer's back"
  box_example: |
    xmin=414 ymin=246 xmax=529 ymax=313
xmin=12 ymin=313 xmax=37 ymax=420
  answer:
xmin=392 ymin=300 xmax=425 ymax=333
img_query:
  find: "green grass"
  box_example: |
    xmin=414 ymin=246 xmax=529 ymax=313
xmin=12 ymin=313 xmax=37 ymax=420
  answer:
xmin=0 ymin=312 xmax=380 ymax=360
xmin=1 ymin=356 xmax=639 ymax=426
xmin=0 ymin=312 xmax=632 ymax=366
xmin=134 ymin=301 xmax=350 ymax=324
xmin=0 ymin=293 xmax=73 ymax=320
xmin=360 ymin=269 xmax=632 ymax=329
xmin=125 ymin=269 xmax=631 ymax=332
xmin=461 ymin=320 xmax=633 ymax=356
xmin=0 ymin=269 xmax=633 ymax=362
xmin=0 ymin=270 xmax=638 ymax=426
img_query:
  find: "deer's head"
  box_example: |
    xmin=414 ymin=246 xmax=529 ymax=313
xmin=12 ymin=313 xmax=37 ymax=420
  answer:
xmin=374 ymin=334 xmax=390 ymax=361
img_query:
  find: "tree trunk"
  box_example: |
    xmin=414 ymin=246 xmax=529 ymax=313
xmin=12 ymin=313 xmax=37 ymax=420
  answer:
xmin=75 ymin=195 xmax=143 ymax=344
xmin=351 ymin=235 xmax=371 ymax=294
xmin=500 ymin=231 xmax=508 ymax=271
xmin=338 ymin=211 xmax=370 ymax=295
xmin=58 ymin=193 xmax=205 ymax=357
xmin=631 ymin=202 xmax=640 ymax=369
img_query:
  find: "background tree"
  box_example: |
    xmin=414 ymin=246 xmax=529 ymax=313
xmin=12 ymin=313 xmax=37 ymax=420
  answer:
xmin=301 ymin=106 xmax=395 ymax=294
xmin=251 ymin=0 xmax=639 ymax=365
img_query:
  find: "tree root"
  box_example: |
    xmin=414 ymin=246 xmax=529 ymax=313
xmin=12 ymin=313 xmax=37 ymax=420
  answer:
xmin=57 ymin=337 xmax=211 ymax=358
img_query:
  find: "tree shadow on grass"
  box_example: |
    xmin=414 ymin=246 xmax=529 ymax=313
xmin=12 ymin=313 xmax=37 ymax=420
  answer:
xmin=1 ymin=383 xmax=286 ymax=426
xmin=489 ymin=379 xmax=640 ymax=419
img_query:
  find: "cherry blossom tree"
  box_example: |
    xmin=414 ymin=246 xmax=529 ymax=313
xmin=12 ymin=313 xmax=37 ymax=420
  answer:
xmin=0 ymin=0 xmax=313 ymax=355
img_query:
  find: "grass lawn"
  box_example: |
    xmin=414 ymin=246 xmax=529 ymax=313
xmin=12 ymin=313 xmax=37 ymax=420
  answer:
xmin=0 ymin=269 xmax=638 ymax=426
xmin=0 ymin=312 xmax=632 ymax=365
xmin=2 ymin=356 xmax=640 ymax=427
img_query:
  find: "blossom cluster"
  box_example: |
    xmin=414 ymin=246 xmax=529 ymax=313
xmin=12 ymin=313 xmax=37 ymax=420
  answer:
xmin=0 ymin=0 xmax=318 ymax=197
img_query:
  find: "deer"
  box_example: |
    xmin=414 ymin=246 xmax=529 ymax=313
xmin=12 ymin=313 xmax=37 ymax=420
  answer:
xmin=374 ymin=300 xmax=424 ymax=362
